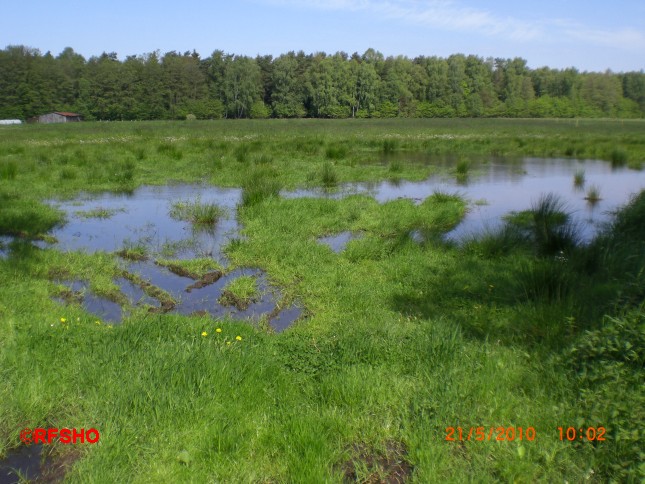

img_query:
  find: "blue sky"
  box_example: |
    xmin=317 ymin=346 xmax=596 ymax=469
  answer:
xmin=2 ymin=0 xmax=644 ymax=71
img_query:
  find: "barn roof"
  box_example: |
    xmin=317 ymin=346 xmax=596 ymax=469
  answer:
xmin=54 ymin=112 xmax=81 ymax=117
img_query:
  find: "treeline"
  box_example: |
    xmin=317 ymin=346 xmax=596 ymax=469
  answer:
xmin=1 ymin=45 xmax=644 ymax=120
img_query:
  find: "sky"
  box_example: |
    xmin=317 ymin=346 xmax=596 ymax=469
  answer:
xmin=1 ymin=0 xmax=644 ymax=72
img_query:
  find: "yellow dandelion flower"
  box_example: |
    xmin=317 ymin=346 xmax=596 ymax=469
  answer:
xmin=216 ymin=328 xmax=222 ymax=333
xmin=226 ymin=341 xmax=231 ymax=345
xmin=235 ymin=335 xmax=242 ymax=341
xmin=201 ymin=331 xmax=208 ymax=337
xmin=60 ymin=317 xmax=67 ymax=323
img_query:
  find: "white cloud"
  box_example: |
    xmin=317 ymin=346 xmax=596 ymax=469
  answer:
xmin=559 ymin=24 xmax=645 ymax=52
xmin=261 ymin=0 xmax=644 ymax=50
xmin=264 ymin=0 xmax=544 ymax=40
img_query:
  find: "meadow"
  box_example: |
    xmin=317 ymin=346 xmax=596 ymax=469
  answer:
xmin=0 ymin=118 xmax=643 ymax=482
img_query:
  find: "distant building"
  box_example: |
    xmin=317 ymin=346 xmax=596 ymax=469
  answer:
xmin=0 ymin=119 xmax=22 ymax=125
xmin=35 ymin=112 xmax=83 ymax=123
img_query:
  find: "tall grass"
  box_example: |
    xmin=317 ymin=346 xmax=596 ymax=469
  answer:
xmin=531 ymin=193 xmax=580 ymax=256
xmin=609 ymin=147 xmax=627 ymax=167
xmin=240 ymin=167 xmax=283 ymax=207
xmin=382 ymin=139 xmax=399 ymax=154
xmin=325 ymin=145 xmax=348 ymax=160
xmin=0 ymin=160 xmax=18 ymax=180
xmin=573 ymin=169 xmax=585 ymax=188
xmin=585 ymin=185 xmax=601 ymax=204
xmin=320 ymin=162 xmax=338 ymax=187
xmin=157 ymin=142 xmax=183 ymax=160
xmin=169 ymin=197 xmax=223 ymax=226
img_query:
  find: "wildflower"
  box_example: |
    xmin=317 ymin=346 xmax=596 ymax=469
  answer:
xmin=216 ymin=328 xmax=222 ymax=333
xmin=226 ymin=341 xmax=231 ymax=345
xmin=235 ymin=335 xmax=242 ymax=341
xmin=60 ymin=317 xmax=66 ymax=323
xmin=95 ymin=321 xmax=101 ymax=325
xmin=201 ymin=331 xmax=208 ymax=337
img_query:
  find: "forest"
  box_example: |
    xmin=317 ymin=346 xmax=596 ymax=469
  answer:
xmin=1 ymin=45 xmax=644 ymax=121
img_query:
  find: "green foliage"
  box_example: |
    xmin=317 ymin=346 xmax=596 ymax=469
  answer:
xmin=1 ymin=46 xmax=643 ymax=120
xmin=568 ymin=310 xmax=645 ymax=482
xmin=250 ymin=101 xmax=270 ymax=119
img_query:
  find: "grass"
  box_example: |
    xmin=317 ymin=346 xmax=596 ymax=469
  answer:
xmin=218 ymin=275 xmax=259 ymax=309
xmin=0 ymin=119 xmax=644 ymax=482
xmin=0 ymin=160 xmax=17 ymax=180
xmin=320 ymin=161 xmax=338 ymax=187
xmin=585 ymin=184 xmax=602 ymax=203
xmin=169 ymin=197 xmax=224 ymax=226
xmin=240 ymin=167 xmax=283 ymax=207
xmin=573 ymin=169 xmax=585 ymax=187
xmin=156 ymin=257 xmax=224 ymax=278
xmin=74 ymin=207 xmax=123 ymax=219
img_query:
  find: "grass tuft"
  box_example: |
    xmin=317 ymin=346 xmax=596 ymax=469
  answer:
xmin=320 ymin=162 xmax=338 ymax=187
xmin=573 ymin=169 xmax=585 ymax=188
xmin=325 ymin=145 xmax=348 ymax=160
xmin=609 ymin=148 xmax=627 ymax=167
xmin=241 ymin=167 xmax=283 ymax=207
xmin=382 ymin=139 xmax=399 ymax=154
xmin=584 ymin=185 xmax=602 ymax=204
xmin=0 ymin=160 xmax=18 ymax=180
xmin=169 ymin=196 xmax=224 ymax=226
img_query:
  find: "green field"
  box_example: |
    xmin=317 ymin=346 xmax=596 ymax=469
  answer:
xmin=0 ymin=119 xmax=644 ymax=482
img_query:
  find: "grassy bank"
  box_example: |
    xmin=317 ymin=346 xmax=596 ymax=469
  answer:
xmin=0 ymin=119 xmax=643 ymax=482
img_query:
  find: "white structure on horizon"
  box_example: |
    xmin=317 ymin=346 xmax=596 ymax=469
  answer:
xmin=0 ymin=119 xmax=22 ymax=125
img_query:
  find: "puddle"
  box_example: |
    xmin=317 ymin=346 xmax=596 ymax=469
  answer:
xmin=285 ymin=158 xmax=645 ymax=242
xmin=0 ymin=444 xmax=43 ymax=483
xmin=121 ymin=263 xmax=293 ymax=321
xmin=54 ymin=280 xmax=124 ymax=323
xmin=41 ymin=184 xmax=241 ymax=262
xmin=0 ymin=236 xmax=11 ymax=259
xmin=269 ymin=305 xmax=303 ymax=333
xmin=318 ymin=231 xmax=363 ymax=252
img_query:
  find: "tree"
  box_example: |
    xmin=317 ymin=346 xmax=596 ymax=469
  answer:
xmin=223 ymin=56 xmax=262 ymax=118
xmin=271 ymin=53 xmax=306 ymax=118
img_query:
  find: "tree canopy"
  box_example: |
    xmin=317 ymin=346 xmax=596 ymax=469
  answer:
xmin=1 ymin=46 xmax=643 ymax=120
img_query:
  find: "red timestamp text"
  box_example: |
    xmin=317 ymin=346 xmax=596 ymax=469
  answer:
xmin=445 ymin=426 xmax=536 ymax=442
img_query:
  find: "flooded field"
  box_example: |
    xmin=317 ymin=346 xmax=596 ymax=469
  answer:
xmin=296 ymin=157 xmax=645 ymax=242
xmin=21 ymin=156 xmax=642 ymax=327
